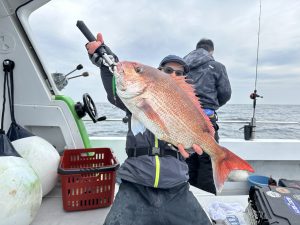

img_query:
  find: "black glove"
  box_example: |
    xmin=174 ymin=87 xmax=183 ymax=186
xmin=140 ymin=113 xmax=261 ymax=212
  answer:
xmin=89 ymin=44 xmax=119 ymax=68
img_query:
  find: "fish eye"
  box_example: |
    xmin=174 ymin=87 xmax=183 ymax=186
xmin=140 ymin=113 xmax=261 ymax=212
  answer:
xmin=135 ymin=66 xmax=143 ymax=73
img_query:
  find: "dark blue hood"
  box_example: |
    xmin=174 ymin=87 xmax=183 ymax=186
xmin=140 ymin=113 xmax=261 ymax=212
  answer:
xmin=184 ymin=48 xmax=214 ymax=70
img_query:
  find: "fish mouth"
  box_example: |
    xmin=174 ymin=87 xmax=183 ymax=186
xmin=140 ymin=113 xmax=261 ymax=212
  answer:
xmin=115 ymin=62 xmax=126 ymax=91
xmin=116 ymin=62 xmax=124 ymax=76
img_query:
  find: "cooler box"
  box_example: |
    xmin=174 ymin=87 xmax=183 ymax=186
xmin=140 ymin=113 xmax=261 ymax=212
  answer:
xmin=246 ymin=185 xmax=300 ymax=225
xmin=58 ymin=148 xmax=119 ymax=211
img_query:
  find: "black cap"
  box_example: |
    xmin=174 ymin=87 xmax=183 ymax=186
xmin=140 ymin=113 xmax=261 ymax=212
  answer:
xmin=196 ymin=39 xmax=214 ymax=51
xmin=159 ymin=55 xmax=189 ymax=74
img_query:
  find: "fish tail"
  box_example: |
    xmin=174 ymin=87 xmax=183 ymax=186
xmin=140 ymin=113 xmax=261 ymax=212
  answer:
xmin=212 ymin=146 xmax=254 ymax=192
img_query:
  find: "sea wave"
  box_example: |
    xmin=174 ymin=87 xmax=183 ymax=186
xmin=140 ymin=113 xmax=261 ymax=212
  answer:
xmin=84 ymin=103 xmax=300 ymax=139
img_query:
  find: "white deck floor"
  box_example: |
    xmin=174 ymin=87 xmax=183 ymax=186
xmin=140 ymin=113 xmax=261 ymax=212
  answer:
xmin=31 ymin=181 xmax=249 ymax=225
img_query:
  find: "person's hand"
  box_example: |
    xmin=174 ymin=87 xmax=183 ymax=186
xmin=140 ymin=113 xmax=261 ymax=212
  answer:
xmin=177 ymin=144 xmax=203 ymax=159
xmin=85 ymin=33 xmax=104 ymax=54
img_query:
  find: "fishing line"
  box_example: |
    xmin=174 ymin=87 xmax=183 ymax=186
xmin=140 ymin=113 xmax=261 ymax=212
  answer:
xmin=254 ymin=0 xmax=262 ymax=93
xmin=244 ymin=0 xmax=263 ymax=140
xmin=251 ymin=0 xmax=262 ymax=120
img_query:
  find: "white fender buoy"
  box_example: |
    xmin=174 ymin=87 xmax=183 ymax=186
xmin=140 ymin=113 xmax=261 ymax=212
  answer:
xmin=12 ymin=136 xmax=60 ymax=196
xmin=228 ymin=170 xmax=249 ymax=182
xmin=0 ymin=156 xmax=42 ymax=225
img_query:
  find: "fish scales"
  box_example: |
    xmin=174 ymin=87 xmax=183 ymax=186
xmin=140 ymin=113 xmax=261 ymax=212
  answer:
xmin=115 ymin=61 xmax=254 ymax=192
xmin=142 ymin=73 xmax=206 ymax=147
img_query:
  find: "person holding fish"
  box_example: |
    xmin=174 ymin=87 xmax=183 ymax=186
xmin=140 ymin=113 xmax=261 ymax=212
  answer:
xmin=86 ymin=33 xmax=212 ymax=225
xmin=184 ymin=39 xmax=232 ymax=194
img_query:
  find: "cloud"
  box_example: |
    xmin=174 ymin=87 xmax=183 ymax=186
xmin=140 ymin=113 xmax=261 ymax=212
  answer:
xmin=29 ymin=0 xmax=300 ymax=104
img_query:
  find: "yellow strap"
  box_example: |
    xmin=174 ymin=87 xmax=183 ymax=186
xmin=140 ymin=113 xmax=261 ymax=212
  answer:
xmin=154 ymin=155 xmax=160 ymax=188
xmin=154 ymin=136 xmax=160 ymax=188
xmin=155 ymin=136 xmax=159 ymax=148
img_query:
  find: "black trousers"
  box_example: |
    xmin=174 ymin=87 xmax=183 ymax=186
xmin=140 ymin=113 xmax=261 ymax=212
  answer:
xmin=104 ymin=180 xmax=212 ymax=225
xmin=186 ymin=118 xmax=219 ymax=195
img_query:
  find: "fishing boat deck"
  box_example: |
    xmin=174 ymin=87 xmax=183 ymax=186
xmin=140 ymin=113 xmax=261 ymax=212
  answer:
xmin=31 ymin=181 xmax=249 ymax=225
xmin=29 ymin=137 xmax=300 ymax=225
xmin=31 ymin=181 xmax=112 ymax=225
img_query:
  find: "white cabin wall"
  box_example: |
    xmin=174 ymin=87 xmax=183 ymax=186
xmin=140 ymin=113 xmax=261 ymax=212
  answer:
xmin=0 ymin=0 xmax=85 ymax=151
xmin=0 ymin=5 xmax=51 ymax=105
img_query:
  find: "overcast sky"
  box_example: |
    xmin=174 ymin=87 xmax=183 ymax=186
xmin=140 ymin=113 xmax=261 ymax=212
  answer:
xmin=29 ymin=0 xmax=300 ymax=105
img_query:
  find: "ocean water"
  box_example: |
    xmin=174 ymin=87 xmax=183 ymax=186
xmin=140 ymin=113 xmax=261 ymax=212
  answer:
xmin=84 ymin=103 xmax=300 ymax=139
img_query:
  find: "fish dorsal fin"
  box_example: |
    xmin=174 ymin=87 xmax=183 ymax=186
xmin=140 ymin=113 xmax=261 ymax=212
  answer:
xmin=170 ymin=74 xmax=215 ymax=136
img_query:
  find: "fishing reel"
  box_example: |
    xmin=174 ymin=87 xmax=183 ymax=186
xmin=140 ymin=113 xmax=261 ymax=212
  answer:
xmin=75 ymin=93 xmax=106 ymax=123
xmin=242 ymin=90 xmax=264 ymax=140
xmin=250 ymin=92 xmax=263 ymax=100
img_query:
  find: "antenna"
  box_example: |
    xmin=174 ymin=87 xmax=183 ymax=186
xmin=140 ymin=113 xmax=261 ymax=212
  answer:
xmin=245 ymin=0 xmax=264 ymax=140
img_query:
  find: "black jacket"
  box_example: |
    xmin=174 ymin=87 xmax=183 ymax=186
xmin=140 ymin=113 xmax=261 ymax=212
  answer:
xmin=184 ymin=48 xmax=231 ymax=110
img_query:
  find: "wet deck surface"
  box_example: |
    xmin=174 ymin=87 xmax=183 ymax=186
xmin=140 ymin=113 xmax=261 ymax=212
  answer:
xmin=32 ymin=182 xmax=248 ymax=225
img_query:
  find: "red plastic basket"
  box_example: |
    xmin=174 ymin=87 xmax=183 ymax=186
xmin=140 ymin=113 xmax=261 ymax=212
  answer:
xmin=58 ymin=148 xmax=119 ymax=211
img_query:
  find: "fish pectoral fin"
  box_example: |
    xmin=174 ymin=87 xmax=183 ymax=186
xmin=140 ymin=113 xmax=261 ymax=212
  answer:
xmin=136 ymin=99 xmax=169 ymax=135
xmin=131 ymin=116 xmax=146 ymax=136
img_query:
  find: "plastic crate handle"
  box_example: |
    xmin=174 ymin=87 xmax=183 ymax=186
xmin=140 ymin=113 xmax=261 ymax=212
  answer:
xmin=58 ymin=163 xmax=119 ymax=175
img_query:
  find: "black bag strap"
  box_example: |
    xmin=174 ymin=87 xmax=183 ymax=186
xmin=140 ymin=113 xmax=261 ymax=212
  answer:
xmin=4 ymin=59 xmax=16 ymax=123
xmin=1 ymin=60 xmax=21 ymax=157
xmin=0 ymin=72 xmax=7 ymax=132
xmin=4 ymin=60 xmax=33 ymax=142
xmin=1 ymin=61 xmax=11 ymax=132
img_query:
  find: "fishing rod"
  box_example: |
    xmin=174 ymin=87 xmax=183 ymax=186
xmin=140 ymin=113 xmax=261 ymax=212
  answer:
xmin=76 ymin=20 xmax=121 ymax=105
xmin=245 ymin=0 xmax=264 ymax=140
xmin=76 ymin=20 xmax=116 ymax=72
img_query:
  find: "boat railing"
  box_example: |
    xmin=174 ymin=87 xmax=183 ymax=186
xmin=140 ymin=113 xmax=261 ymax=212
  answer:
xmin=83 ymin=118 xmax=300 ymax=140
xmin=82 ymin=118 xmax=299 ymax=125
